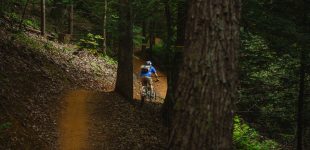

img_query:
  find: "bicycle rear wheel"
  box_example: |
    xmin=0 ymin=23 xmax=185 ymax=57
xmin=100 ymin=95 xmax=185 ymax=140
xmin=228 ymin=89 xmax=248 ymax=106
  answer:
xmin=140 ymin=86 xmax=147 ymax=107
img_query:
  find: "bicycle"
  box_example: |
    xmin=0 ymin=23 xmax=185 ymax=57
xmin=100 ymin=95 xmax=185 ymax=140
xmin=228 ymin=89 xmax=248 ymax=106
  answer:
xmin=140 ymin=78 xmax=159 ymax=106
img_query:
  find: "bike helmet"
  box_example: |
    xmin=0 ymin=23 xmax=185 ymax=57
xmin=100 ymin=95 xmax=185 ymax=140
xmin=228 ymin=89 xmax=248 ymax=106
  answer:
xmin=146 ymin=61 xmax=152 ymax=65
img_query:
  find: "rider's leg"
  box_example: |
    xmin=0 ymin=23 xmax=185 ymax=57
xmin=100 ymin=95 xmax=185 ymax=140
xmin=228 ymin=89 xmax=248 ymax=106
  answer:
xmin=148 ymin=77 xmax=155 ymax=97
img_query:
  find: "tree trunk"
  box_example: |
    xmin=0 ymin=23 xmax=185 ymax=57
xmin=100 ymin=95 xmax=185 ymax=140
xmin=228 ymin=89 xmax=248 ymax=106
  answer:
xmin=68 ymin=1 xmax=73 ymax=35
xmin=0 ymin=0 xmax=5 ymax=16
xmin=19 ymin=0 xmax=30 ymax=30
xmin=0 ymin=0 xmax=2 ymax=11
xmin=162 ymin=0 xmax=187 ymax=128
xmin=297 ymin=48 xmax=306 ymax=150
xmin=149 ymin=21 xmax=155 ymax=60
xmin=296 ymin=0 xmax=308 ymax=149
xmin=141 ymin=19 xmax=147 ymax=53
xmin=41 ymin=0 xmax=46 ymax=36
xmin=168 ymin=0 xmax=241 ymax=149
xmin=115 ymin=0 xmax=133 ymax=100
xmin=102 ymin=0 xmax=107 ymax=55
xmin=296 ymin=0 xmax=307 ymax=149
xmin=175 ymin=0 xmax=187 ymax=46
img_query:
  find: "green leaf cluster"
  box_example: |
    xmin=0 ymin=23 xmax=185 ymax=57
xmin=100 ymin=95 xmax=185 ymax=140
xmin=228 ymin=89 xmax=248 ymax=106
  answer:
xmin=78 ymin=33 xmax=103 ymax=51
xmin=233 ymin=116 xmax=279 ymax=150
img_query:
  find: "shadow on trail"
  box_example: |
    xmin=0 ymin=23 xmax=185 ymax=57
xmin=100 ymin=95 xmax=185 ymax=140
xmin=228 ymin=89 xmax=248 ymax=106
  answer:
xmin=88 ymin=91 xmax=168 ymax=149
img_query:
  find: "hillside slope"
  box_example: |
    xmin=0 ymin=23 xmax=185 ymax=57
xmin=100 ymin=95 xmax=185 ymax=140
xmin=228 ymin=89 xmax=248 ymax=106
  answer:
xmin=0 ymin=28 xmax=167 ymax=149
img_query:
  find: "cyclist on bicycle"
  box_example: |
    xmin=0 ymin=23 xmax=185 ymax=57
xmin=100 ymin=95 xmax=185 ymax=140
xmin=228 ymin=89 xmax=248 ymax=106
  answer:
xmin=140 ymin=61 xmax=159 ymax=94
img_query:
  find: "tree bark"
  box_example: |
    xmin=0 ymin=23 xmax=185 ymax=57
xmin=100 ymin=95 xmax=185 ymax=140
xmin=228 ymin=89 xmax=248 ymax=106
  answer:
xmin=168 ymin=0 xmax=241 ymax=149
xmin=175 ymin=0 xmax=187 ymax=46
xmin=149 ymin=21 xmax=155 ymax=60
xmin=0 ymin=0 xmax=3 ymax=14
xmin=41 ymin=0 xmax=46 ymax=36
xmin=115 ymin=0 xmax=133 ymax=100
xmin=296 ymin=0 xmax=307 ymax=149
xmin=162 ymin=0 xmax=187 ymax=128
xmin=102 ymin=0 xmax=107 ymax=55
xmin=297 ymin=47 xmax=306 ymax=150
xmin=141 ymin=19 xmax=147 ymax=53
xmin=0 ymin=0 xmax=7 ymax=15
xmin=68 ymin=1 xmax=73 ymax=35
xmin=19 ymin=0 xmax=30 ymax=30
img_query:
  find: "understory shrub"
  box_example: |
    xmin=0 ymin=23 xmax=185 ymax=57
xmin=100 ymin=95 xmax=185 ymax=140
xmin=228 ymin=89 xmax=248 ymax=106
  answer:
xmin=233 ymin=116 xmax=279 ymax=150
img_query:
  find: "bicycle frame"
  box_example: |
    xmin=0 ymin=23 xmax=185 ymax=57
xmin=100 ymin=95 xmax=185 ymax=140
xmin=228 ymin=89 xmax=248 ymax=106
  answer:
xmin=140 ymin=79 xmax=156 ymax=106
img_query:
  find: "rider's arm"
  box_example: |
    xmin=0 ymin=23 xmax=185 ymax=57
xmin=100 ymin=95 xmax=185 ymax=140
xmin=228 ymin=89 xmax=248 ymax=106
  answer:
xmin=154 ymin=72 xmax=159 ymax=79
xmin=151 ymin=67 xmax=159 ymax=81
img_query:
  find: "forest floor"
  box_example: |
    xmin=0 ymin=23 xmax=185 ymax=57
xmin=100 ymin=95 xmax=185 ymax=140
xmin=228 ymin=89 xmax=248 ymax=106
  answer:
xmin=0 ymin=26 xmax=168 ymax=149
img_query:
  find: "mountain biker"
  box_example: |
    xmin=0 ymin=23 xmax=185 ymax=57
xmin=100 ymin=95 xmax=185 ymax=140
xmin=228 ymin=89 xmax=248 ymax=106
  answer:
xmin=140 ymin=61 xmax=159 ymax=95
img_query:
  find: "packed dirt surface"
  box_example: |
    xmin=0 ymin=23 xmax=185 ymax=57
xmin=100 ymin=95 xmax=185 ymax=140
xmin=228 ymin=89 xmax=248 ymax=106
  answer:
xmin=58 ymin=90 xmax=92 ymax=150
xmin=58 ymin=90 xmax=168 ymax=150
xmin=0 ymin=27 xmax=168 ymax=149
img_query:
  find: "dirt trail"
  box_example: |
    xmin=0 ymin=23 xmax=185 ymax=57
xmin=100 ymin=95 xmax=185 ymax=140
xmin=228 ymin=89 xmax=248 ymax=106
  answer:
xmin=57 ymin=56 xmax=167 ymax=149
xmin=58 ymin=90 xmax=93 ymax=150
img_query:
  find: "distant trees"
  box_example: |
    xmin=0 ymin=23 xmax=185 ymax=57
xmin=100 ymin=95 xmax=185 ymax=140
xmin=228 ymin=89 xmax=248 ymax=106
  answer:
xmin=168 ymin=0 xmax=241 ymax=149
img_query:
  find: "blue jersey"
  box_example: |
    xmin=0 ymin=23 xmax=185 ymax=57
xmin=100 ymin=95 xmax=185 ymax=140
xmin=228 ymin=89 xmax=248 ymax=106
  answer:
xmin=140 ymin=66 xmax=156 ymax=77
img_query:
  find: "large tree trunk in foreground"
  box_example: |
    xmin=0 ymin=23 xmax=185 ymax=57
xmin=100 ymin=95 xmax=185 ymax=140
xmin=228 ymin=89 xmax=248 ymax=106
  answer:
xmin=115 ymin=0 xmax=133 ymax=100
xmin=168 ymin=0 xmax=241 ymax=149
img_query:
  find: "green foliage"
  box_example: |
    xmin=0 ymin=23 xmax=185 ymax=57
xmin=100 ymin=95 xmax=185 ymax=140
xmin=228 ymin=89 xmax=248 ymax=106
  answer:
xmin=14 ymin=32 xmax=59 ymax=55
xmin=100 ymin=54 xmax=117 ymax=65
xmin=233 ymin=116 xmax=279 ymax=150
xmin=78 ymin=33 xmax=103 ymax=52
xmin=133 ymin=26 xmax=145 ymax=47
xmin=238 ymin=31 xmax=298 ymax=144
xmin=15 ymin=33 xmax=44 ymax=50
xmin=23 ymin=19 xmax=39 ymax=29
xmin=6 ymin=12 xmax=39 ymax=29
xmin=7 ymin=12 xmax=21 ymax=22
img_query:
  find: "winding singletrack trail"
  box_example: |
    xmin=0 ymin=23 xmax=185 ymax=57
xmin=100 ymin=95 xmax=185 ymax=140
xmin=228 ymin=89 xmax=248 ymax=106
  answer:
xmin=58 ymin=90 xmax=93 ymax=150
xmin=57 ymin=56 xmax=167 ymax=149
